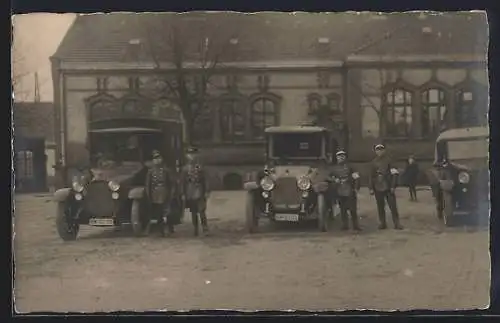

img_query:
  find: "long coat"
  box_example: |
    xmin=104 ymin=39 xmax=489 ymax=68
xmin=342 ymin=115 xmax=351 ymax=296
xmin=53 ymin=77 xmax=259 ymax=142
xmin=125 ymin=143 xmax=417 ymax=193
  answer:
xmin=145 ymin=164 xmax=174 ymax=205
xmin=368 ymin=156 xmax=399 ymax=192
xmin=180 ymin=163 xmax=210 ymax=212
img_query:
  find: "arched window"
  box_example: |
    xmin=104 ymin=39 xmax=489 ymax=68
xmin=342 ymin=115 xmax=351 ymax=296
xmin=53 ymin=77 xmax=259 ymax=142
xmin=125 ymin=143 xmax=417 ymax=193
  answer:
xmin=383 ymin=88 xmax=413 ymax=137
xmin=250 ymin=97 xmax=278 ymax=140
xmin=326 ymin=92 xmax=342 ymax=114
xmin=192 ymin=102 xmax=214 ymax=143
xmin=421 ymin=88 xmax=448 ymax=136
xmin=307 ymin=93 xmax=322 ymax=112
xmin=219 ymin=97 xmax=246 ymax=142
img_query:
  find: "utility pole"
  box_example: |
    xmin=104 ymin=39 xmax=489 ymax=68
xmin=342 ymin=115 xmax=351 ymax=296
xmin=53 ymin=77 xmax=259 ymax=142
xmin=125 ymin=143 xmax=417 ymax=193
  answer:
xmin=34 ymin=72 xmax=41 ymax=103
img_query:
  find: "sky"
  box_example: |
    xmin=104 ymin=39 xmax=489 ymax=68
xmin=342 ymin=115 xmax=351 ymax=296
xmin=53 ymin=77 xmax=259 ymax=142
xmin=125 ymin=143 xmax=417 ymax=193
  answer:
xmin=12 ymin=13 xmax=76 ymax=102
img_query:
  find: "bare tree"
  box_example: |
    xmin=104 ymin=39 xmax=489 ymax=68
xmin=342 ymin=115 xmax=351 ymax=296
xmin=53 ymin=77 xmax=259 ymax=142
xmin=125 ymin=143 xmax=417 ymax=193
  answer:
xmin=12 ymin=43 xmax=31 ymax=101
xmin=137 ymin=13 xmax=241 ymax=145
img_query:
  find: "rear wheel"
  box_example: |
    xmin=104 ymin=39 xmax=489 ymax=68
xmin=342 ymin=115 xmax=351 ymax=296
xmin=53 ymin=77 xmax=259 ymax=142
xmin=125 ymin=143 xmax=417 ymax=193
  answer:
xmin=131 ymin=199 xmax=145 ymax=237
xmin=245 ymin=192 xmax=259 ymax=233
xmin=317 ymin=194 xmax=328 ymax=232
xmin=56 ymin=202 xmax=79 ymax=241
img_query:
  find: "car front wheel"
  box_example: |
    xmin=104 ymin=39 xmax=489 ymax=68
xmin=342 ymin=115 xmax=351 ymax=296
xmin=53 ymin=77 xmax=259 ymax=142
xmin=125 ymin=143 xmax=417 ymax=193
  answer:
xmin=131 ymin=199 xmax=145 ymax=237
xmin=56 ymin=202 xmax=79 ymax=241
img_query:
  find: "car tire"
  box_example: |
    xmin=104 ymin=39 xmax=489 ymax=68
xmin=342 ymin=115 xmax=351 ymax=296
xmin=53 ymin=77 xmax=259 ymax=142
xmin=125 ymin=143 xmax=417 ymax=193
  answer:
xmin=317 ymin=194 xmax=328 ymax=232
xmin=56 ymin=202 xmax=79 ymax=241
xmin=442 ymin=192 xmax=454 ymax=227
xmin=131 ymin=199 xmax=145 ymax=237
xmin=245 ymin=191 xmax=258 ymax=233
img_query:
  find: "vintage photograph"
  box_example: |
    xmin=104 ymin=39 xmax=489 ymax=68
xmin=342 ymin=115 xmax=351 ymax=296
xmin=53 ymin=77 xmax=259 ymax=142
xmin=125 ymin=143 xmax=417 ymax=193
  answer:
xmin=12 ymin=11 xmax=490 ymax=312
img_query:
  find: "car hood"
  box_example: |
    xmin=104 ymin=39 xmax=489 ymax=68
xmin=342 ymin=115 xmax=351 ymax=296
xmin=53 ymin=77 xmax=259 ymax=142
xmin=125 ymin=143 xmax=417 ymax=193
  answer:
xmin=272 ymin=165 xmax=329 ymax=182
xmin=449 ymin=159 xmax=488 ymax=171
xmin=90 ymin=162 xmax=145 ymax=183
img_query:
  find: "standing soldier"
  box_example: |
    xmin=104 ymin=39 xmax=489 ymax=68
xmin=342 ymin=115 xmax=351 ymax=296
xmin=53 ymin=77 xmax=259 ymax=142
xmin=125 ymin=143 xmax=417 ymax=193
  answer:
xmin=330 ymin=150 xmax=361 ymax=231
xmin=368 ymin=144 xmax=404 ymax=230
xmin=181 ymin=147 xmax=210 ymax=236
xmin=145 ymin=150 xmax=175 ymax=237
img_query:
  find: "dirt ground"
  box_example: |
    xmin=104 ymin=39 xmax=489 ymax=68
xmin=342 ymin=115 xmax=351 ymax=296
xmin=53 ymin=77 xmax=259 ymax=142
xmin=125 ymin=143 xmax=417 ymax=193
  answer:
xmin=13 ymin=188 xmax=490 ymax=313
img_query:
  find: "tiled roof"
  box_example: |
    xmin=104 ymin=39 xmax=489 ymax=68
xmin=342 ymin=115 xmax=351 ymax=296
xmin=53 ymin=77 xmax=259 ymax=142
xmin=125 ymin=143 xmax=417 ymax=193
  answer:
xmin=349 ymin=12 xmax=488 ymax=58
xmin=13 ymin=102 xmax=55 ymax=142
xmin=52 ymin=12 xmax=487 ymax=65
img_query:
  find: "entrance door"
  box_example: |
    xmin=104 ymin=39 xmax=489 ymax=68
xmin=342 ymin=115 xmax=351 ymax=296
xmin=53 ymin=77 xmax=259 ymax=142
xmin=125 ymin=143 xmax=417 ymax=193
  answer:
xmin=15 ymin=138 xmax=47 ymax=193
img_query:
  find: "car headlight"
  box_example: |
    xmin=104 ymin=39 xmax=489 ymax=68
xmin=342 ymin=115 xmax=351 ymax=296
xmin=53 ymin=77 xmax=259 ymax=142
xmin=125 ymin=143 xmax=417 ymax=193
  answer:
xmin=458 ymin=171 xmax=470 ymax=184
xmin=260 ymin=176 xmax=275 ymax=191
xmin=297 ymin=176 xmax=311 ymax=191
xmin=72 ymin=181 xmax=84 ymax=193
xmin=108 ymin=181 xmax=120 ymax=191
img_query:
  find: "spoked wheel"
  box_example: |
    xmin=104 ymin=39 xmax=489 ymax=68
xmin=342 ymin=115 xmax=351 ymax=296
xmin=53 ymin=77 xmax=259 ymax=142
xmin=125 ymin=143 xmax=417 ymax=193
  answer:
xmin=56 ymin=202 xmax=79 ymax=241
xmin=317 ymin=194 xmax=328 ymax=232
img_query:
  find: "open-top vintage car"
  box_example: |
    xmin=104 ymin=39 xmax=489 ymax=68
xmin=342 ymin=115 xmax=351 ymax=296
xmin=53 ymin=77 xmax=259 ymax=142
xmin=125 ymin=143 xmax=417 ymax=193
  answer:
xmin=244 ymin=126 xmax=336 ymax=233
xmin=54 ymin=115 xmax=184 ymax=241
xmin=428 ymin=126 xmax=489 ymax=226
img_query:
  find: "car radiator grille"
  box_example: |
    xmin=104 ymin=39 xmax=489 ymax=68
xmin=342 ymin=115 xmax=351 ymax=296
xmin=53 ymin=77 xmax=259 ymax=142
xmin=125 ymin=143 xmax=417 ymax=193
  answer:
xmin=271 ymin=177 xmax=301 ymax=206
xmin=83 ymin=181 xmax=114 ymax=218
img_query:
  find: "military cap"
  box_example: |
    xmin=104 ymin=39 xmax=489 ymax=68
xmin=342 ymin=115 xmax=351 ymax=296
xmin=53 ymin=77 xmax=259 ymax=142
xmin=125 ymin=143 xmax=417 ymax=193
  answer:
xmin=152 ymin=150 xmax=162 ymax=159
xmin=374 ymin=144 xmax=385 ymax=151
xmin=336 ymin=150 xmax=347 ymax=156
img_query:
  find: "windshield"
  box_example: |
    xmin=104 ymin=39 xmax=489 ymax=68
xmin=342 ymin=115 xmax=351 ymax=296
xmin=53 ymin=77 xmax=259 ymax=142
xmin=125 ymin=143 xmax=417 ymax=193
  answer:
xmin=90 ymin=133 xmax=155 ymax=166
xmin=446 ymin=138 xmax=488 ymax=161
xmin=269 ymin=133 xmax=324 ymax=161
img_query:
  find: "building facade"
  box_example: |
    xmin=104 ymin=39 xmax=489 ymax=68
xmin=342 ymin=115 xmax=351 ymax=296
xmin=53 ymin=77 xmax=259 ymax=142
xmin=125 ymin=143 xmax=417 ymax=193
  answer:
xmin=51 ymin=12 xmax=488 ymax=189
xmin=14 ymin=102 xmax=57 ymax=192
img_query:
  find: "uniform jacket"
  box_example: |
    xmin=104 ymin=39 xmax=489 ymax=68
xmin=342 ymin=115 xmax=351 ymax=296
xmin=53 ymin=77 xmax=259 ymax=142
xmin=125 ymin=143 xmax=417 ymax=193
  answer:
xmin=180 ymin=162 xmax=209 ymax=201
xmin=330 ymin=163 xmax=360 ymax=197
xmin=403 ymin=162 xmax=420 ymax=184
xmin=145 ymin=164 xmax=174 ymax=204
xmin=368 ymin=155 xmax=399 ymax=192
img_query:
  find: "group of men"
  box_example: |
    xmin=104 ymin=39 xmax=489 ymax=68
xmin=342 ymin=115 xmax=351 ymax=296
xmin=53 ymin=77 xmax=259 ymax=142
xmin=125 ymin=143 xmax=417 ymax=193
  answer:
xmin=145 ymin=142 xmax=410 ymax=236
xmin=144 ymin=147 xmax=210 ymax=237
xmin=328 ymin=143 xmax=404 ymax=232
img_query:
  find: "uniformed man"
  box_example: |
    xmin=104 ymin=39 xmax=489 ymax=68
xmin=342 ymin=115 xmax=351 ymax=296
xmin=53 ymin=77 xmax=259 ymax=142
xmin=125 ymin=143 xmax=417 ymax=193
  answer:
xmin=145 ymin=150 xmax=175 ymax=237
xmin=368 ymin=144 xmax=404 ymax=230
xmin=181 ymin=147 xmax=210 ymax=236
xmin=330 ymin=150 xmax=361 ymax=231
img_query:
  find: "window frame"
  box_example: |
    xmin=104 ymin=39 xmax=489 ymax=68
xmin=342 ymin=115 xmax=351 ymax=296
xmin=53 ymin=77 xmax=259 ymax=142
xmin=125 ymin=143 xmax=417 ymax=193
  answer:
xmin=420 ymin=82 xmax=450 ymax=137
xmin=218 ymin=94 xmax=248 ymax=143
xmin=249 ymin=93 xmax=281 ymax=141
xmin=381 ymin=83 xmax=416 ymax=139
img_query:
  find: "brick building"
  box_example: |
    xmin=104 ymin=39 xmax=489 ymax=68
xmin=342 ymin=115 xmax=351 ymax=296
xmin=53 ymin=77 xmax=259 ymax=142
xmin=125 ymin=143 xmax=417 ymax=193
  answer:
xmin=51 ymin=12 xmax=488 ymax=189
xmin=13 ymin=102 xmax=56 ymax=192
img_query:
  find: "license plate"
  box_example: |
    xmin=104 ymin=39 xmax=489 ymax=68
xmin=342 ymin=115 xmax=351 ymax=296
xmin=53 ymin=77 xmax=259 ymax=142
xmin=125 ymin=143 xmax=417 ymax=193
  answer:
xmin=89 ymin=218 xmax=115 ymax=226
xmin=275 ymin=214 xmax=299 ymax=222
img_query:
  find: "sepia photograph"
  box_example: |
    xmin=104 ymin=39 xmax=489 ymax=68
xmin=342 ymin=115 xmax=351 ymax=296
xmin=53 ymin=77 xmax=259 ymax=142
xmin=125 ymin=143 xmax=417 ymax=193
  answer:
xmin=12 ymin=11 xmax=490 ymax=312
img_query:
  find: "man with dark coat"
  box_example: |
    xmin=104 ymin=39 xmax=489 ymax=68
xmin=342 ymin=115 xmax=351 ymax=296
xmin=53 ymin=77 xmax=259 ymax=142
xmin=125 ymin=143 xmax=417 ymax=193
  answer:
xmin=404 ymin=155 xmax=420 ymax=201
xmin=180 ymin=147 xmax=210 ymax=236
xmin=145 ymin=150 xmax=175 ymax=237
xmin=368 ymin=144 xmax=404 ymax=230
xmin=330 ymin=150 xmax=361 ymax=231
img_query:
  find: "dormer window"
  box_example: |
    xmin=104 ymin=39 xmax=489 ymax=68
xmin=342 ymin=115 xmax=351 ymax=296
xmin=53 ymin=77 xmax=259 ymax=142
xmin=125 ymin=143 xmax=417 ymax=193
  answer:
xmin=129 ymin=39 xmax=141 ymax=45
xmin=318 ymin=37 xmax=330 ymax=44
xmin=230 ymin=38 xmax=239 ymax=45
xmin=422 ymin=26 xmax=432 ymax=34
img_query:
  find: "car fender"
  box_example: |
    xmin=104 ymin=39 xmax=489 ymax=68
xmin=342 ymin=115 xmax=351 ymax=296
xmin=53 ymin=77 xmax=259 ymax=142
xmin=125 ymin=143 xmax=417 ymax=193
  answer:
xmin=53 ymin=188 xmax=72 ymax=202
xmin=128 ymin=187 xmax=145 ymax=199
xmin=243 ymin=181 xmax=259 ymax=191
xmin=313 ymin=181 xmax=329 ymax=193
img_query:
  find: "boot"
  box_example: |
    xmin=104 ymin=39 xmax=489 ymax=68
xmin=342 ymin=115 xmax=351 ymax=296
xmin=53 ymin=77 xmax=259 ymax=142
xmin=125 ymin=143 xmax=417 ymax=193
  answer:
xmin=351 ymin=216 xmax=362 ymax=231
